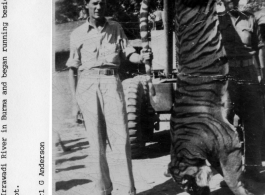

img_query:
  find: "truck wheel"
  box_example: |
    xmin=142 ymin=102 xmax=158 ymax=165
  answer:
xmin=122 ymin=78 xmax=145 ymax=158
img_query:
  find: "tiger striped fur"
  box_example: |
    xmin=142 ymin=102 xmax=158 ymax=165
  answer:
xmin=139 ymin=0 xmax=152 ymax=75
xmin=167 ymin=0 xmax=252 ymax=194
xmin=139 ymin=0 xmax=253 ymax=194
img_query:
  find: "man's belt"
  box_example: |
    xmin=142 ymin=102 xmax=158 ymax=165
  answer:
xmin=228 ymin=58 xmax=253 ymax=68
xmin=84 ymin=68 xmax=118 ymax=76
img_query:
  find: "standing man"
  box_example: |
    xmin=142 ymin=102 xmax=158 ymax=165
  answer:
xmin=153 ymin=4 xmax=164 ymax=30
xmin=218 ymin=0 xmax=265 ymax=182
xmin=66 ymin=0 xmax=152 ymax=194
xmin=78 ymin=6 xmax=88 ymax=20
xmin=254 ymin=0 xmax=265 ymax=163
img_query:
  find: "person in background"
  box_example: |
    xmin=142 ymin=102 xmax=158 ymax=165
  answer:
xmin=253 ymin=2 xmax=265 ymax=54
xmin=253 ymin=0 xmax=265 ymax=161
xmin=218 ymin=0 xmax=265 ymax=182
xmin=66 ymin=0 xmax=153 ymax=194
xmin=78 ymin=6 xmax=88 ymax=20
xmin=153 ymin=4 xmax=164 ymax=30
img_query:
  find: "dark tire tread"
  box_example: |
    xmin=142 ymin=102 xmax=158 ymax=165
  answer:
xmin=122 ymin=78 xmax=145 ymax=158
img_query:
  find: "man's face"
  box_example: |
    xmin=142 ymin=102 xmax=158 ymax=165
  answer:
xmin=238 ymin=0 xmax=248 ymax=6
xmin=86 ymin=0 xmax=106 ymax=20
xmin=223 ymin=0 xmax=235 ymax=10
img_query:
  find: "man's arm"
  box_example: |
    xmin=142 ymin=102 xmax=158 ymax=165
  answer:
xmin=119 ymin=23 xmax=155 ymax=95
xmin=252 ymin=15 xmax=265 ymax=81
xmin=259 ymin=47 xmax=265 ymax=80
xmin=128 ymin=50 xmax=155 ymax=96
xmin=128 ymin=53 xmax=143 ymax=64
xmin=68 ymin=67 xmax=80 ymax=118
xmin=128 ymin=52 xmax=148 ymax=64
xmin=68 ymin=68 xmax=77 ymax=102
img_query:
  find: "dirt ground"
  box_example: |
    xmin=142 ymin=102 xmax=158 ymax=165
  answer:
xmin=52 ymin=71 xmax=261 ymax=195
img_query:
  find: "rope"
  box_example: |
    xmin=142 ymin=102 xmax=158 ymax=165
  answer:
xmin=177 ymin=73 xmax=265 ymax=86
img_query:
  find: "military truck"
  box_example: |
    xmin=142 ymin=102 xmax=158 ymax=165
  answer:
xmin=121 ymin=0 xmax=177 ymax=158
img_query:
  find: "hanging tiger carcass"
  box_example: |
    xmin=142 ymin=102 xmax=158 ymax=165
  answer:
xmin=123 ymin=0 xmax=262 ymax=194
xmin=166 ymin=0 xmax=258 ymax=195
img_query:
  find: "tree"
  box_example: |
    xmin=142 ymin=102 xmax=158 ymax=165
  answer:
xmin=55 ymin=0 xmax=83 ymax=23
xmin=55 ymin=0 xmax=147 ymax=38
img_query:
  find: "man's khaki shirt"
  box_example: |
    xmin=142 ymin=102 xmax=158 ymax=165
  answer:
xmin=66 ymin=18 xmax=135 ymax=70
xmin=218 ymin=11 xmax=264 ymax=60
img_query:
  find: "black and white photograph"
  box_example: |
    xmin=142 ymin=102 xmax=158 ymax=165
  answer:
xmin=53 ymin=0 xmax=265 ymax=195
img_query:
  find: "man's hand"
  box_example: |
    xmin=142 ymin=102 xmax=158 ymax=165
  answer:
xmin=145 ymin=75 xmax=156 ymax=97
xmin=262 ymin=68 xmax=265 ymax=81
xmin=148 ymin=81 xmax=156 ymax=97
xmin=140 ymin=49 xmax=153 ymax=64
xmin=140 ymin=49 xmax=156 ymax=96
xmin=260 ymin=79 xmax=265 ymax=95
xmin=72 ymin=101 xmax=81 ymax=122
xmin=259 ymin=68 xmax=265 ymax=93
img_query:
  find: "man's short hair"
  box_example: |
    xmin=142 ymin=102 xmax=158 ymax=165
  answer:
xmin=85 ymin=0 xmax=106 ymax=4
xmin=233 ymin=0 xmax=240 ymax=6
xmin=222 ymin=0 xmax=240 ymax=6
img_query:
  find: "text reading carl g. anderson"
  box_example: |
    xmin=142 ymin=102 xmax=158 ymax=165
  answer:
xmin=39 ymin=142 xmax=45 ymax=176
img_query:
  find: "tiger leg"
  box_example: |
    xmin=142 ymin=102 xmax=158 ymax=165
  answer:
xmin=220 ymin=150 xmax=253 ymax=195
xmin=195 ymin=165 xmax=213 ymax=187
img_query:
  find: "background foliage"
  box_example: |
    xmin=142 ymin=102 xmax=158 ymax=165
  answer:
xmin=55 ymin=0 xmax=160 ymax=38
xmin=55 ymin=0 xmax=264 ymax=38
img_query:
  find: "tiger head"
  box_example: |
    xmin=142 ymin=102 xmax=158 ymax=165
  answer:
xmin=180 ymin=175 xmax=211 ymax=195
xmin=170 ymin=165 xmax=213 ymax=195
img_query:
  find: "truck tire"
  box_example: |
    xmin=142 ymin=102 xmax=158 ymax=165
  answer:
xmin=122 ymin=78 xmax=145 ymax=158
